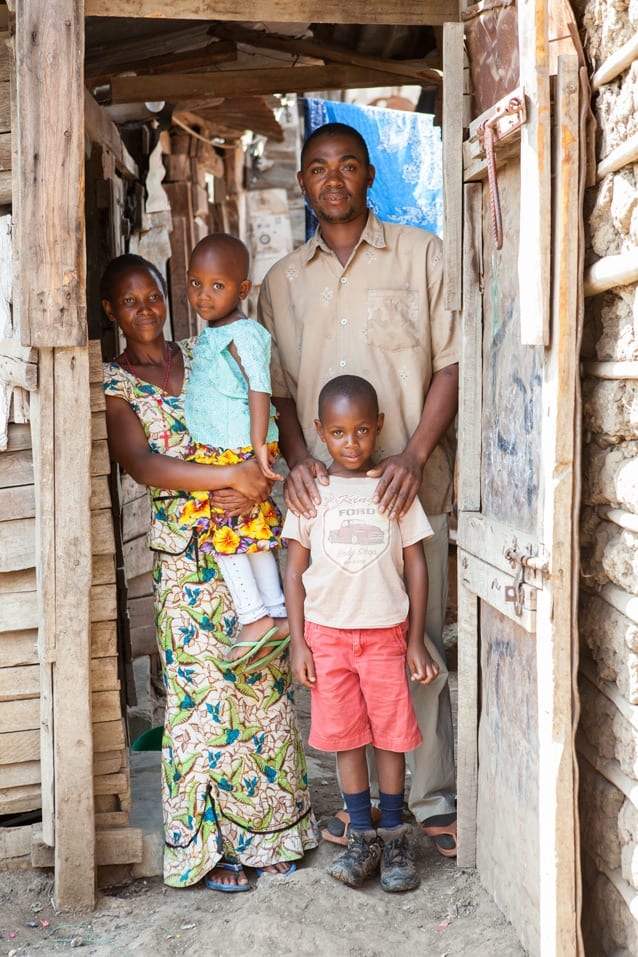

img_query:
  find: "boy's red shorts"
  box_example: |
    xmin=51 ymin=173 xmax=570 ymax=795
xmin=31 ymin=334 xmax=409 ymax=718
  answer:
xmin=303 ymin=620 xmax=423 ymax=753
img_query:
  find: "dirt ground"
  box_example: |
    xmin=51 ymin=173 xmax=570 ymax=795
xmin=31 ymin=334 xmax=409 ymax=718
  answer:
xmin=0 ymin=671 xmax=526 ymax=957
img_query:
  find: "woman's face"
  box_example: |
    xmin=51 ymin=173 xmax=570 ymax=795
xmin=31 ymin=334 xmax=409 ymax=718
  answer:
xmin=102 ymin=268 xmax=167 ymax=344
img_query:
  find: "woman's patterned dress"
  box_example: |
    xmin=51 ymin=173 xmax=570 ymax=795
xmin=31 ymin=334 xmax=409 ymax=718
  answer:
xmin=104 ymin=338 xmax=318 ymax=886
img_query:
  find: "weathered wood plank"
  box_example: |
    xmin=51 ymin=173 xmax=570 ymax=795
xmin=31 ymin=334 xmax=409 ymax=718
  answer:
xmin=94 ymin=750 xmax=124 ymax=776
xmin=85 ymin=91 xmax=139 ymax=181
xmin=91 ymin=656 xmax=120 ymax=692
xmin=92 ymin=690 xmax=123 ymax=723
xmin=92 ymin=438 xmax=111 ymax=476
xmin=0 ymin=590 xmax=38 ymax=631
xmin=91 ymin=619 xmax=117 ymax=658
xmin=0 ymin=339 xmax=38 ymax=389
xmin=93 ymin=719 xmax=127 ymax=753
xmin=0 ymin=783 xmax=41 ymax=814
xmin=536 ymin=54 xmax=581 ymax=956
xmin=123 ymin=534 xmax=154 ymax=580
xmin=90 ymin=583 xmax=118 ymax=623
xmin=0 ymin=728 xmax=39 ymax=764
xmin=6 ymin=423 xmax=32 ymax=452
xmin=122 ymin=493 xmax=150 ymax=543
xmin=90 ymin=381 xmax=106 ymax=412
xmin=30 ymin=345 xmax=54 ymax=844
xmin=85 ymin=0 xmax=457 ymax=25
xmin=0 ymin=696 xmax=39 ymax=733
xmin=50 ymin=345 xmax=95 ymax=905
xmin=14 ymin=0 xmax=87 ymax=347
xmin=0 ymin=517 xmax=34 ymax=571
xmin=0 ymin=448 xmax=33 ymax=488
xmin=457 ymin=578 xmax=479 ymax=867
xmin=443 ymin=22 xmax=464 ymax=312
xmin=0 ymin=81 xmax=9 ymax=132
xmin=0 ymin=664 xmax=40 ymax=701
xmin=0 ymin=823 xmax=36 ymax=863
xmin=91 ymin=507 xmax=116 ymax=555
xmin=33 ymin=826 xmax=143 ymax=866
xmin=0 ymin=567 xmax=36 ymax=593
xmin=111 ymin=64 xmax=439 ymax=104
xmin=127 ymin=571 xmax=153 ymax=598
xmin=92 ymin=552 xmax=116 ymax=586
xmin=91 ymin=474 xmax=111 ymax=511
xmin=0 ymin=758 xmax=40 ymax=788
xmin=91 ymin=411 xmax=107 ymax=442
xmin=518 ymin=0 xmax=551 ymax=345
xmin=0 ymin=629 xmax=38 ymax=668
xmin=0 ymin=482 xmax=35 ymax=520
xmin=0 ymin=130 xmax=10 ymax=170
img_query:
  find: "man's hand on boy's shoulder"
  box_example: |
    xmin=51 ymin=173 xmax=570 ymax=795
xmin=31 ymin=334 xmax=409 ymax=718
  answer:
xmin=284 ymin=455 xmax=329 ymax=518
xmin=367 ymin=448 xmax=423 ymax=518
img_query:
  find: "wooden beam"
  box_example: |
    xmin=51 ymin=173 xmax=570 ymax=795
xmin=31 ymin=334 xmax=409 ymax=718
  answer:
xmin=442 ymin=22 xmax=464 ymax=312
xmin=15 ymin=0 xmax=95 ymax=907
xmin=111 ymin=64 xmax=429 ymax=104
xmin=86 ymin=39 xmax=237 ymax=86
xmin=0 ymin=338 xmax=38 ymax=389
xmin=517 ymin=0 xmax=551 ymax=346
xmin=536 ymin=53 xmax=581 ymax=956
xmin=212 ymin=23 xmax=442 ymax=85
xmin=85 ymin=0 xmax=458 ymax=26
xmin=84 ymin=92 xmax=139 ymax=181
xmin=14 ymin=0 xmax=87 ymax=347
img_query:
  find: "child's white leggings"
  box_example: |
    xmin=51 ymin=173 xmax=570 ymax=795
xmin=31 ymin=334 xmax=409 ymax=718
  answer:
xmin=216 ymin=550 xmax=287 ymax=626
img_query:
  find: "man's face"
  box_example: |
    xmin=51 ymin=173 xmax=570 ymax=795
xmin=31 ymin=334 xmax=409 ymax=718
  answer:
xmin=297 ymin=132 xmax=375 ymax=225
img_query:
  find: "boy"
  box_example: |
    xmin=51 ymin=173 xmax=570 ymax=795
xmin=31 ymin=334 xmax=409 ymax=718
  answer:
xmin=283 ymin=375 xmax=439 ymax=893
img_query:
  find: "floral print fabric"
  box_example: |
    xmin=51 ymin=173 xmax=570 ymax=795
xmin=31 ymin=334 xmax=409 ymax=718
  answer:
xmin=180 ymin=442 xmax=283 ymax=557
xmin=103 ymin=342 xmax=318 ymax=886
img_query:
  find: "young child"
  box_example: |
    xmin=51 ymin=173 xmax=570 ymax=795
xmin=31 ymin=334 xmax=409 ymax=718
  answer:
xmin=283 ymin=375 xmax=440 ymax=893
xmin=182 ymin=233 xmax=288 ymax=670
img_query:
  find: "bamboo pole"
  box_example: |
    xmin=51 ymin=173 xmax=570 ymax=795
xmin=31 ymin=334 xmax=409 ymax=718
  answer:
xmin=591 ymin=31 xmax=638 ymax=91
xmin=584 ymin=249 xmax=638 ymax=297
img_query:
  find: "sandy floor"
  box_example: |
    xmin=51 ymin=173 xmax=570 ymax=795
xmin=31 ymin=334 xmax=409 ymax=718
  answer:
xmin=0 ymin=673 xmax=526 ymax=957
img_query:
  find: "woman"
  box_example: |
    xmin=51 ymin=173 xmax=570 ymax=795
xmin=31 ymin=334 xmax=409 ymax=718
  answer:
xmin=102 ymin=253 xmax=318 ymax=891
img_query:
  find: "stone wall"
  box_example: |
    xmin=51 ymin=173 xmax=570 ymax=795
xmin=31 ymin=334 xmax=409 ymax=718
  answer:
xmin=574 ymin=0 xmax=638 ymax=951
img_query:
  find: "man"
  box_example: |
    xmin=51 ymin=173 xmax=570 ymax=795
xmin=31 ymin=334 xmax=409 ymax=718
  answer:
xmin=258 ymin=122 xmax=458 ymax=856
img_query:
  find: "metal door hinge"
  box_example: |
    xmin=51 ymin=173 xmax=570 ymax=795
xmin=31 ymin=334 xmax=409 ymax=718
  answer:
xmin=503 ymin=541 xmax=548 ymax=617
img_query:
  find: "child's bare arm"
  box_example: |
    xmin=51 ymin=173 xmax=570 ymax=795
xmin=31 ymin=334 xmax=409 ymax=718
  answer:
xmin=228 ymin=339 xmax=283 ymax=482
xmin=284 ymin=539 xmax=316 ymax=687
xmin=404 ymin=541 xmax=439 ymax=684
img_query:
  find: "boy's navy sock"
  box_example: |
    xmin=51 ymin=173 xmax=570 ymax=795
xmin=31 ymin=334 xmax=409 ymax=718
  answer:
xmin=379 ymin=790 xmax=404 ymax=830
xmin=343 ymin=788 xmax=374 ymax=831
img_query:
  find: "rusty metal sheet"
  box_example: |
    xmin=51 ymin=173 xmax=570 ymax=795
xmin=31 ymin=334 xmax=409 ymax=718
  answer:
xmin=463 ymin=0 xmax=520 ymax=119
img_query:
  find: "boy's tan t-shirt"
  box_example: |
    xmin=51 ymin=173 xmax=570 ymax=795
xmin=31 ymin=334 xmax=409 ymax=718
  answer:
xmin=282 ymin=476 xmax=433 ymax=630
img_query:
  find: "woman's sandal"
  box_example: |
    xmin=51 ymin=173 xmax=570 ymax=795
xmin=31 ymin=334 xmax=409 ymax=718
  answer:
xmin=255 ymin=861 xmax=297 ymax=878
xmin=204 ymin=861 xmax=252 ymax=893
xmin=225 ymin=626 xmax=290 ymax=674
xmin=420 ymin=815 xmax=457 ymax=858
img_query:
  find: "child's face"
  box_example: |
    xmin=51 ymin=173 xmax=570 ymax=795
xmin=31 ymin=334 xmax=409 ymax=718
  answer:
xmin=102 ymin=267 xmax=167 ymax=344
xmin=187 ymin=245 xmax=251 ymax=326
xmin=315 ymin=394 xmax=384 ymax=476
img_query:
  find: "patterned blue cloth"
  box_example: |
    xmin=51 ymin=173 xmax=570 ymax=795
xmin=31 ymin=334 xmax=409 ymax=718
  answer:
xmin=185 ymin=318 xmax=278 ymax=448
xmin=304 ymin=98 xmax=443 ymax=238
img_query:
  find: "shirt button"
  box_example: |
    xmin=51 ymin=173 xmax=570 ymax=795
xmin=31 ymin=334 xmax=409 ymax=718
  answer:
xmin=339 ymin=360 xmax=347 ymax=367
xmin=340 ymin=318 xmax=348 ymax=325
xmin=340 ymin=276 xmax=348 ymax=284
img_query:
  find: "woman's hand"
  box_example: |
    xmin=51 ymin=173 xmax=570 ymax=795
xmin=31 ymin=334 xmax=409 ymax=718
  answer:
xmin=226 ymin=457 xmax=273 ymax=503
xmin=209 ymin=488 xmax=256 ymax=518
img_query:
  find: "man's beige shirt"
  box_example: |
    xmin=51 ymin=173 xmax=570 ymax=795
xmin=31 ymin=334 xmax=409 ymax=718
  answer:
xmin=258 ymin=212 xmax=458 ymax=515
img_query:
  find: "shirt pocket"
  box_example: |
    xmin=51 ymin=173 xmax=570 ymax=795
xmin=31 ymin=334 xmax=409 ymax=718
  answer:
xmin=366 ymin=288 xmax=421 ymax=352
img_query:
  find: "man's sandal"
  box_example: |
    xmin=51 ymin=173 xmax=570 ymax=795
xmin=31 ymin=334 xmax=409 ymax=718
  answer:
xmin=225 ymin=626 xmax=290 ymax=673
xmin=321 ymin=807 xmax=383 ymax=847
xmin=420 ymin=815 xmax=457 ymax=858
xmin=204 ymin=861 xmax=251 ymax=892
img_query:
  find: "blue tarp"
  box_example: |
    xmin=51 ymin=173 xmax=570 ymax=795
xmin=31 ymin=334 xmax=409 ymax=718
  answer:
xmin=303 ymin=97 xmax=443 ymax=239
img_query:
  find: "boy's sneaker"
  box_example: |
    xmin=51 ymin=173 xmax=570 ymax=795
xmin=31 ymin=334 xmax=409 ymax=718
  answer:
xmin=326 ymin=828 xmax=381 ymax=888
xmin=378 ymin=824 xmax=420 ymax=892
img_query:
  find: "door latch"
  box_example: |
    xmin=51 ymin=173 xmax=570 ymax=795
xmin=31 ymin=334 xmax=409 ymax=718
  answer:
xmin=503 ymin=542 xmax=548 ymax=617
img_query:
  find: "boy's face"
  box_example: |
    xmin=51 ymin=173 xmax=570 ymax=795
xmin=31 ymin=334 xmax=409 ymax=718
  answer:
xmin=297 ymin=131 xmax=375 ymax=226
xmin=187 ymin=245 xmax=251 ymax=326
xmin=315 ymin=393 xmax=383 ymax=476
xmin=102 ymin=267 xmax=167 ymax=343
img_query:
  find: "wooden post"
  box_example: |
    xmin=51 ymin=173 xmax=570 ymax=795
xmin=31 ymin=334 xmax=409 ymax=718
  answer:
xmin=517 ymin=0 xmax=551 ymax=346
xmin=14 ymin=0 xmax=95 ymax=908
xmin=442 ymin=21 xmax=464 ymax=312
xmin=536 ymin=54 xmax=582 ymax=955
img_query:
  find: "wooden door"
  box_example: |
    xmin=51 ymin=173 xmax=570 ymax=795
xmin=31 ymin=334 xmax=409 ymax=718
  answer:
xmin=454 ymin=2 xmax=584 ymax=954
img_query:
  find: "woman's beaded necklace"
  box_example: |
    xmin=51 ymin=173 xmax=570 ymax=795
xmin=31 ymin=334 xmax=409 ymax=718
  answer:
xmin=122 ymin=341 xmax=173 ymax=394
